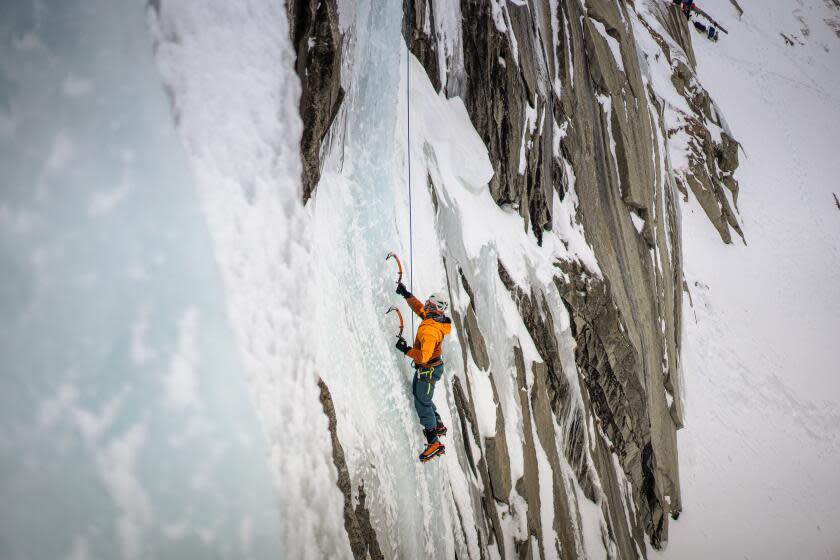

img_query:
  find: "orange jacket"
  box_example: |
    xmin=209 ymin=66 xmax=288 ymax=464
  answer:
xmin=405 ymin=295 xmax=452 ymax=365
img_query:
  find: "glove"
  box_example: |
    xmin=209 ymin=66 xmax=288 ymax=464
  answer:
xmin=396 ymin=282 xmax=411 ymax=298
xmin=395 ymin=337 xmax=411 ymax=354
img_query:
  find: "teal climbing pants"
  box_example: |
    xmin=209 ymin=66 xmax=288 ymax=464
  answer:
xmin=412 ymin=363 xmax=443 ymax=430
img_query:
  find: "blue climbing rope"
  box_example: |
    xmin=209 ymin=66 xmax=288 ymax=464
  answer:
xmin=406 ymin=2 xmax=415 ymax=339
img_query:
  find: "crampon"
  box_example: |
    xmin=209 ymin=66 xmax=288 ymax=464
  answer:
xmin=419 ymin=441 xmax=445 ymax=463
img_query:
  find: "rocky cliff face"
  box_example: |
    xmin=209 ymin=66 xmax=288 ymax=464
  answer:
xmin=290 ymin=0 xmax=741 ymax=557
xmin=287 ymin=0 xmax=343 ymax=202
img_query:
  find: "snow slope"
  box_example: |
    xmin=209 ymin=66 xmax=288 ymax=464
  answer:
xmin=658 ymin=1 xmax=840 ymax=558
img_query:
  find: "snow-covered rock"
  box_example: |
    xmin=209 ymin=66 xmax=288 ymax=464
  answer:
xmin=279 ymin=0 xmax=746 ymax=556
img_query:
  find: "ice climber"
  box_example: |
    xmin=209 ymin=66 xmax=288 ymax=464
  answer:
xmin=394 ymin=282 xmax=452 ymax=463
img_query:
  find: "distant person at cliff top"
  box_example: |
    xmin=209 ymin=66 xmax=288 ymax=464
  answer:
xmin=694 ymin=20 xmax=720 ymax=41
xmin=673 ymin=0 xmax=694 ymax=17
xmin=394 ymin=282 xmax=452 ymax=463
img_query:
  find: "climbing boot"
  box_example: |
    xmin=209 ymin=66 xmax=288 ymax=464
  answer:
xmin=433 ymin=424 xmax=448 ymax=437
xmin=419 ymin=441 xmax=445 ymax=463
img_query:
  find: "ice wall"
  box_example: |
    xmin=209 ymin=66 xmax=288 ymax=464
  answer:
xmin=0 ymin=1 xmax=281 ymax=558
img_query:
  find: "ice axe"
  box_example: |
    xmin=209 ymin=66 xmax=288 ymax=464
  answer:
xmin=385 ymin=252 xmax=407 ymax=340
xmin=385 ymin=306 xmax=405 ymax=340
xmin=385 ymin=252 xmax=404 ymax=284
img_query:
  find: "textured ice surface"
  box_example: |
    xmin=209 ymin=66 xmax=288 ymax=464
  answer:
xmin=0 ymin=2 xmax=281 ymax=558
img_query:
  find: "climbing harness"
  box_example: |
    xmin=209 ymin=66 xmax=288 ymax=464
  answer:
xmin=418 ymin=367 xmax=435 ymax=395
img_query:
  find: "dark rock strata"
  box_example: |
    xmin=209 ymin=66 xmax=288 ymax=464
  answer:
xmin=287 ymin=0 xmax=344 ymax=203
xmin=317 ymin=378 xmax=384 ymax=560
xmin=652 ymin=3 xmax=744 ymax=243
xmin=459 ymin=0 xmax=556 ymax=243
xmin=403 ymin=0 xmax=721 ymax=552
xmin=403 ymin=0 xmax=442 ymax=92
xmin=556 ymin=259 xmax=668 ymax=546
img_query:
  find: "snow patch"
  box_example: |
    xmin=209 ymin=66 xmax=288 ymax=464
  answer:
xmin=590 ymin=18 xmax=625 ymax=74
xmin=130 ymin=310 xmax=157 ymax=365
xmin=45 ymin=131 xmax=76 ymax=173
xmin=63 ymin=537 xmax=90 ymax=560
xmin=470 ymin=367 xmax=498 ymax=437
xmin=88 ymin=181 xmax=131 ymax=215
xmin=163 ymin=308 xmax=199 ymax=410
xmin=38 ymin=383 xmax=79 ymax=430
xmin=63 ymin=75 xmax=93 ymax=97
xmin=97 ymin=425 xmax=152 ymax=560
xmin=630 ymin=210 xmax=645 ymax=234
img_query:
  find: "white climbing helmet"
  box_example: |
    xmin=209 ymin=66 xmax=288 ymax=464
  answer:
xmin=426 ymin=291 xmax=449 ymax=314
